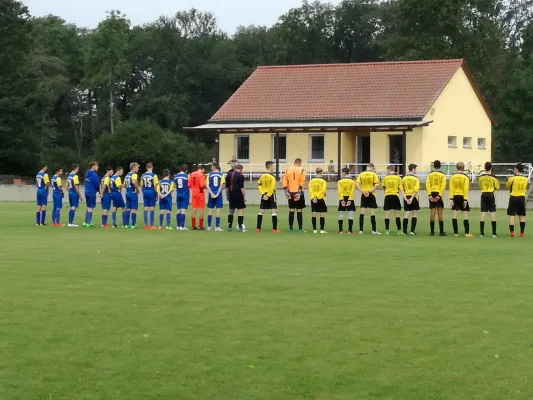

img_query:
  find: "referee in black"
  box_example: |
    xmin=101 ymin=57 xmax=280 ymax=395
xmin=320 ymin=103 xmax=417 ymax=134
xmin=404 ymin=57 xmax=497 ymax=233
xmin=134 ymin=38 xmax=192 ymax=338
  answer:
xmin=226 ymin=165 xmax=247 ymax=232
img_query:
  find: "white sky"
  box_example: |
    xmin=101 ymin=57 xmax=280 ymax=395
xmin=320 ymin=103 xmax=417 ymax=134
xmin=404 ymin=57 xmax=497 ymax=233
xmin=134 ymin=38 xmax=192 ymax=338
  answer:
xmin=22 ymin=0 xmax=341 ymax=34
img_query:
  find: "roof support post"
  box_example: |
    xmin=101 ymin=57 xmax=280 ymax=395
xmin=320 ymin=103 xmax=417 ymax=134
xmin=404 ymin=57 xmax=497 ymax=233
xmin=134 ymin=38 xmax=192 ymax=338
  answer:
xmin=337 ymin=130 xmax=342 ymax=180
xmin=402 ymin=130 xmax=407 ymax=176
xmin=274 ymin=132 xmax=280 ymax=180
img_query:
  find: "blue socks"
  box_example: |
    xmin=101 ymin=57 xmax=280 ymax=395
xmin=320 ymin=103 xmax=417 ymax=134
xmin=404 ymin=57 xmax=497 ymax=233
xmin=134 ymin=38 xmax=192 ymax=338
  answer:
xmin=208 ymin=215 xmax=212 ymax=227
xmin=166 ymin=213 xmax=171 ymax=227
xmin=131 ymin=213 xmax=137 ymax=227
xmin=102 ymin=214 xmax=108 ymax=226
xmin=41 ymin=210 xmax=46 ymax=225
xmin=144 ymin=210 xmax=148 ymax=226
xmin=216 ymin=217 xmax=220 ymax=228
xmin=159 ymin=213 xmax=164 ymax=227
xmin=150 ymin=211 xmax=155 ymax=226
xmin=112 ymin=212 xmax=117 ymax=226
xmin=36 ymin=212 xmax=40 ymax=224
xmin=176 ymin=213 xmax=180 ymax=227
xmin=87 ymin=211 xmax=93 ymax=225
xmin=69 ymin=209 xmax=75 ymax=224
xmin=122 ymin=211 xmax=127 ymax=226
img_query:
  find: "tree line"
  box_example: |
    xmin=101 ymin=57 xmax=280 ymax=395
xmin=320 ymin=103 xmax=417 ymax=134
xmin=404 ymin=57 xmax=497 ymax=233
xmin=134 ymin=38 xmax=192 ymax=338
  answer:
xmin=1 ymin=0 xmax=532 ymax=175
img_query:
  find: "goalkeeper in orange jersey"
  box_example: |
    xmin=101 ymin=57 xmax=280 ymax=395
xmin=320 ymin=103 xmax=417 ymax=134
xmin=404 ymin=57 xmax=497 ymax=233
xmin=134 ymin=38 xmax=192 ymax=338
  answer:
xmin=282 ymin=158 xmax=306 ymax=232
xmin=309 ymin=168 xmax=328 ymax=234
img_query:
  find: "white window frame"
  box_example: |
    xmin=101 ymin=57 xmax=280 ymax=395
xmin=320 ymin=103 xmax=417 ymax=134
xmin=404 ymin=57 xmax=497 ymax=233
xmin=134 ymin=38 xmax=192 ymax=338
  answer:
xmin=477 ymin=138 xmax=487 ymax=149
xmin=309 ymin=135 xmax=325 ymax=162
xmin=463 ymin=136 xmax=472 ymax=149
xmin=448 ymin=136 xmax=457 ymax=148
xmin=235 ymin=135 xmax=250 ymax=163
xmin=271 ymin=134 xmax=287 ymax=162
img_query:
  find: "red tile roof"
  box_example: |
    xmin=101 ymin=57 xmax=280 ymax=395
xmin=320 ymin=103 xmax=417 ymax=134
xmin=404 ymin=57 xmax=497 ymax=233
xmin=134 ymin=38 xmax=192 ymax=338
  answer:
xmin=210 ymin=59 xmax=493 ymax=123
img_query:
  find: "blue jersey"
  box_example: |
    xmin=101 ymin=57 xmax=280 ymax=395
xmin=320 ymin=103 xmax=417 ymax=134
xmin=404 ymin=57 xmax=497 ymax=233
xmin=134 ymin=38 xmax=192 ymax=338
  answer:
xmin=36 ymin=171 xmax=49 ymax=190
xmin=51 ymin=175 xmax=62 ymax=193
xmin=141 ymin=172 xmax=158 ymax=191
xmin=124 ymin=172 xmax=138 ymax=194
xmin=159 ymin=178 xmax=174 ymax=196
xmin=67 ymin=173 xmax=79 ymax=194
xmin=174 ymin=172 xmax=189 ymax=196
xmin=85 ymin=170 xmax=100 ymax=195
xmin=207 ymin=171 xmax=225 ymax=195
xmin=110 ymin=175 xmax=122 ymax=193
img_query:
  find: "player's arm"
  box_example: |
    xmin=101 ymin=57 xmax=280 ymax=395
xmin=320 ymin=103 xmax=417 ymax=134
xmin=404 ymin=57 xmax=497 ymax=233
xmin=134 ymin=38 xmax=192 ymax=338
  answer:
xmin=58 ymin=177 xmax=64 ymax=197
xmin=131 ymin=173 xmax=139 ymax=192
xmin=44 ymin=174 xmax=50 ymax=189
xmin=240 ymin=174 xmax=246 ymax=201
xmin=440 ymin=175 xmax=447 ymax=196
xmin=355 ymin=175 xmax=363 ymax=193
xmin=494 ymin=176 xmax=500 ymax=191
xmin=369 ymin=173 xmax=379 ymax=193
xmin=91 ymin=173 xmax=100 ymax=195
xmin=321 ymin=179 xmax=327 ymax=199
xmin=74 ymin=175 xmax=83 ymax=201
xmin=425 ymin=175 xmax=432 ymax=197
xmin=463 ymin=175 xmax=469 ymax=201
xmin=399 ymin=178 xmax=407 ymax=201
xmin=216 ymin=175 xmax=226 ymax=197
xmin=505 ymin=176 xmax=513 ymax=190
xmin=299 ymin=169 xmax=305 ymax=192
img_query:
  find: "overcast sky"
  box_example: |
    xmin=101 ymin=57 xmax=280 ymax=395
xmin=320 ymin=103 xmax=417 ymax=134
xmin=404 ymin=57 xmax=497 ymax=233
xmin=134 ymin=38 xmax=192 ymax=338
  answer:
xmin=22 ymin=0 xmax=341 ymax=34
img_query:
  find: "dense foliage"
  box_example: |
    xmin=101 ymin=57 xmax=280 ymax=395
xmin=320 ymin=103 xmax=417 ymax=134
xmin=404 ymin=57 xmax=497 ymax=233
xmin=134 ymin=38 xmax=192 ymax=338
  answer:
xmin=1 ymin=0 xmax=532 ymax=174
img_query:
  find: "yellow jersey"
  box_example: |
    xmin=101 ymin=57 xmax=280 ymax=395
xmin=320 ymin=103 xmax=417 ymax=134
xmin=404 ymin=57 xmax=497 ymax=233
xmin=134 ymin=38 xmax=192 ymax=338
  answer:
xmin=506 ymin=175 xmax=528 ymax=197
xmin=382 ymin=174 xmax=403 ymax=196
xmin=258 ymin=173 xmax=276 ymax=197
xmin=337 ymin=178 xmax=355 ymax=200
xmin=449 ymin=173 xmax=470 ymax=200
xmin=309 ymin=177 xmax=327 ymax=200
xmin=356 ymin=171 xmax=379 ymax=193
xmin=478 ymin=173 xmax=500 ymax=193
xmin=426 ymin=170 xmax=446 ymax=196
xmin=402 ymin=174 xmax=420 ymax=197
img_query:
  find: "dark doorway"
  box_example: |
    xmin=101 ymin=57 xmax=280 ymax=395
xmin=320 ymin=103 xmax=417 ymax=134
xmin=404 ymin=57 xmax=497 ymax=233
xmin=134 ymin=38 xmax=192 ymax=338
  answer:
xmin=356 ymin=135 xmax=371 ymax=173
xmin=389 ymin=135 xmax=404 ymax=175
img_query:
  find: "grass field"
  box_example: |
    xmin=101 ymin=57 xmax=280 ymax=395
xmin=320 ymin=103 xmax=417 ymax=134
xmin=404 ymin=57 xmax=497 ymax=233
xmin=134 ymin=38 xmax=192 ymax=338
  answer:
xmin=1 ymin=202 xmax=532 ymax=400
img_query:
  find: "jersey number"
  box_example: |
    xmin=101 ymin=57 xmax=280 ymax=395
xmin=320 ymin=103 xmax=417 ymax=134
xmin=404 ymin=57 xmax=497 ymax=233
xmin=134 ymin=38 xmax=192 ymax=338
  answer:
xmin=177 ymin=179 xmax=184 ymax=189
xmin=160 ymin=183 xmax=170 ymax=195
xmin=37 ymin=177 xmax=43 ymax=187
xmin=67 ymin=177 xmax=73 ymax=189
xmin=143 ymin=176 xmax=153 ymax=188
xmin=125 ymin=177 xmax=132 ymax=188
xmin=213 ymin=176 xmax=219 ymax=187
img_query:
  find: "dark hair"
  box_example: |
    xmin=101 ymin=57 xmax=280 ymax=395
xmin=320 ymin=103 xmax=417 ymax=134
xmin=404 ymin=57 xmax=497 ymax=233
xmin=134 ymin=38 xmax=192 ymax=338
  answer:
xmin=316 ymin=167 xmax=323 ymax=174
xmin=198 ymin=164 xmax=205 ymax=170
xmin=106 ymin=166 xmax=113 ymax=172
xmin=146 ymin=162 xmax=153 ymax=169
xmin=212 ymin=162 xmax=220 ymax=170
xmin=180 ymin=164 xmax=188 ymax=172
xmin=40 ymin=164 xmax=47 ymax=170
xmin=515 ymin=163 xmax=524 ymax=173
xmin=56 ymin=167 xmax=62 ymax=173
xmin=265 ymin=161 xmax=274 ymax=168
xmin=89 ymin=161 xmax=98 ymax=168
xmin=72 ymin=163 xmax=79 ymax=170
xmin=116 ymin=166 xmax=123 ymax=172
xmin=342 ymin=167 xmax=350 ymax=174
xmin=234 ymin=164 xmax=243 ymax=171
xmin=387 ymin=165 xmax=395 ymax=171
xmin=484 ymin=161 xmax=492 ymax=171
xmin=433 ymin=160 xmax=441 ymax=169
xmin=294 ymin=158 xmax=302 ymax=164
xmin=163 ymin=168 xmax=170 ymax=177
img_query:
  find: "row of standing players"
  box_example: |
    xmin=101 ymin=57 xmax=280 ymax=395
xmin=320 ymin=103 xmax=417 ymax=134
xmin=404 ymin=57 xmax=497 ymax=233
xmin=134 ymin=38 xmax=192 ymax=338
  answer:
xmin=34 ymin=159 xmax=527 ymax=237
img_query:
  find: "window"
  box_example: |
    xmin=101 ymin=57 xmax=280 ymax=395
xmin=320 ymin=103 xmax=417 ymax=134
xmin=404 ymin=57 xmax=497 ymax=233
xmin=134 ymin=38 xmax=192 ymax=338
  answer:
xmin=272 ymin=135 xmax=287 ymax=161
xmin=478 ymin=138 xmax=486 ymax=149
xmin=463 ymin=137 xmax=472 ymax=148
xmin=236 ymin=135 xmax=249 ymax=161
xmin=448 ymin=136 xmax=457 ymax=148
xmin=309 ymin=135 xmax=325 ymax=161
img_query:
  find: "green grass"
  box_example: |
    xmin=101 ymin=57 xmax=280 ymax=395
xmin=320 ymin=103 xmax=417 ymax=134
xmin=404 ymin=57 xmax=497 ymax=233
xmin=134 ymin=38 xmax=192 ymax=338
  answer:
xmin=0 ymin=202 xmax=532 ymax=400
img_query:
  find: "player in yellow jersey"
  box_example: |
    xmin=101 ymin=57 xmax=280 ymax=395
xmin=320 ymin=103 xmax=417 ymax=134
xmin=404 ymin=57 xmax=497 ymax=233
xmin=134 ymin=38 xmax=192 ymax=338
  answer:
xmin=355 ymin=163 xmax=380 ymax=234
xmin=449 ymin=162 xmax=473 ymax=237
xmin=426 ymin=160 xmax=447 ymax=236
xmin=337 ymin=168 xmax=356 ymax=234
xmin=506 ymin=163 xmax=528 ymax=237
xmin=256 ymin=161 xmax=279 ymax=233
xmin=382 ymin=165 xmax=407 ymax=235
xmin=402 ymin=164 xmax=420 ymax=235
xmin=478 ymin=162 xmax=500 ymax=238
xmin=282 ymin=158 xmax=306 ymax=232
xmin=309 ymin=168 xmax=328 ymax=234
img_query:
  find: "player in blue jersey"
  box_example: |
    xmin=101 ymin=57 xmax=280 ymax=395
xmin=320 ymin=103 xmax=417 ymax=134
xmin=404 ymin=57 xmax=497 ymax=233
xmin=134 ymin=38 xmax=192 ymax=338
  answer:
xmin=100 ymin=166 xmax=113 ymax=227
xmin=206 ymin=162 xmax=225 ymax=231
xmin=174 ymin=164 xmax=190 ymax=231
xmin=141 ymin=162 xmax=159 ymax=229
xmin=35 ymin=164 xmax=50 ymax=226
xmin=158 ymin=169 xmax=175 ymax=230
xmin=83 ymin=161 xmax=100 ymax=228
xmin=124 ymin=162 xmax=140 ymax=228
xmin=51 ymin=167 xmax=64 ymax=227
xmin=67 ymin=164 xmax=83 ymax=227
xmin=110 ymin=166 xmax=127 ymax=228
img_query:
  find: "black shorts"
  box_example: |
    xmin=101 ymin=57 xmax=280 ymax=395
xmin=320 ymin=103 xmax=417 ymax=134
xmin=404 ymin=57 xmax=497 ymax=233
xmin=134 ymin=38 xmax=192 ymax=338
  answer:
xmin=311 ymin=199 xmax=327 ymax=213
xmin=260 ymin=193 xmax=277 ymax=210
xmin=383 ymin=195 xmax=402 ymax=211
xmin=228 ymin=194 xmax=246 ymax=210
xmin=451 ymin=195 xmax=470 ymax=212
xmin=429 ymin=192 xmax=444 ymax=209
xmin=288 ymin=192 xmax=306 ymax=209
xmin=480 ymin=192 xmax=496 ymax=213
xmin=404 ymin=196 xmax=420 ymax=211
xmin=338 ymin=196 xmax=356 ymax=212
xmin=360 ymin=193 xmax=378 ymax=209
xmin=507 ymin=196 xmax=526 ymax=216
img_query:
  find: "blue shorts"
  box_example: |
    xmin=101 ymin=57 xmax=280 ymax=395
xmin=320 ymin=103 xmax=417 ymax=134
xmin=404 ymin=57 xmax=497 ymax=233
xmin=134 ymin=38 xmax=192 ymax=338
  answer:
xmin=207 ymin=195 xmax=223 ymax=209
xmin=159 ymin=197 xmax=172 ymax=211
xmin=176 ymin=194 xmax=189 ymax=210
xmin=143 ymin=190 xmax=157 ymax=208
xmin=36 ymin=189 xmax=48 ymax=206
xmin=86 ymin=193 xmax=97 ymax=209
xmin=53 ymin=193 xmax=63 ymax=209
xmin=101 ymin=195 xmax=112 ymax=211
xmin=126 ymin=192 xmax=139 ymax=210
xmin=112 ymin=193 xmax=125 ymax=209
xmin=69 ymin=192 xmax=79 ymax=208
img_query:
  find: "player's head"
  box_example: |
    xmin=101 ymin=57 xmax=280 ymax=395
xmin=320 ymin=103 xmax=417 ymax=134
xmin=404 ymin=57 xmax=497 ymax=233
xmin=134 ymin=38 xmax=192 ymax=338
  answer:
xmin=130 ymin=162 xmax=139 ymax=173
xmin=456 ymin=161 xmax=465 ymax=171
xmin=367 ymin=163 xmax=375 ymax=171
xmin=433 ymin=160 xmax=441 ymax=170
xmin=315 ymin=167 xmax=323 ymax=176
xmin=106 ymin=166 xmax=113 ymax=176
xmin=514 ymin=162 xmax=524 ymax=174
xmin=387 ymin=165 xmax=395 ymax=174
xmin=180 ymin=164 xmax=188 ymax=173
xmin=71 ymin=163 xmax=79 ymax=173
xmin=484 ymin=161 xmax=492 ymax=172
xmin=342 ymin=167 xmax=350 ymax=177
xmin=116 ymin=166 xmax=124 ymax=176
xmin=146 ymin=162 xmax=153 ymax=171
xmin=198 ymin=164 xmax=205 ymax=172
xmin=163 ymin=168 xmax=170 ymax=178
xmin=56 ymin=167 xmax=63 ymax=175
xmin=265 ymin=161 xmax=274 ymax=172
xmin=294 ymin=158 xmax=302 ymax=166
xmin=211 ymin=162 xmax=220 ymax=172
xmin=89 ymin=161 xmax=98 ymax=171
xmin=408 ymin=163 xmax=417 ymax=174
xmin=40 ymin=164 xmax=48 ymax=171
xmin=234 ymin=164 xmax=243 ymax=172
